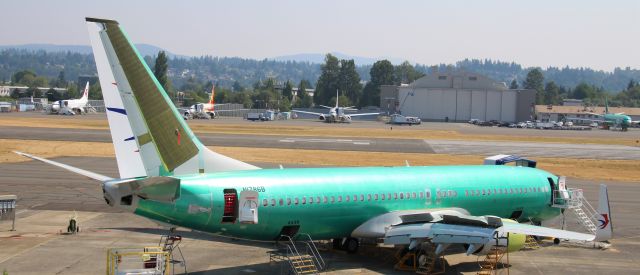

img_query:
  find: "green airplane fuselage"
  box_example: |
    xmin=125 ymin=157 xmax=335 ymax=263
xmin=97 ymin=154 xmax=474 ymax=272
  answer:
xmin=603 ymin=113 xmax=632 ymax=126
xmin=133 ymin=165 xmax=562 ymax=241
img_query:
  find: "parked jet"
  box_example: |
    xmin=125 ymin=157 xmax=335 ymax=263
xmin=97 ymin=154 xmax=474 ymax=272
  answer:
xmin=570 ymin=98 xmax=639 ymax=131
xmin=183 ymin=85 xmax=219 ymax=119
xmin=293 ymin=90 xmax=381 ymax=123
xmin=48 ymin=82 xmax=91 ymax=115
xmin=16 ymin=19 xmax=614 ymax=269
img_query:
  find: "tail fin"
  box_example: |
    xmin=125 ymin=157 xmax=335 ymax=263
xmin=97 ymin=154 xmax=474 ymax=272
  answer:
xmin=81 ymin=81 xmax=90 ymax=101
xmin=335 ymin=89 xmax=339 ymax=108
xmin=86 ymin=18 xmax=258 ymax=177
xmin=209 ymin=84 xmax=215 ymax=105
xmin=595 ymin=184 xmax=613 ymax=241
xmin=604 ymin=97 xmax=609 ymax=114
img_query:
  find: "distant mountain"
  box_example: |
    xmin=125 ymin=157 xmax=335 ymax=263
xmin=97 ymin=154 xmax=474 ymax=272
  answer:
xmin=0 ymin=43 xmax=184 ymax=58
xmin=272 ymin=52 xmax=405 ymax=66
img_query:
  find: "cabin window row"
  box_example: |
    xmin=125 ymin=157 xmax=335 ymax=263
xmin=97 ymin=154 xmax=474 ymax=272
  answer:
xmin=464 ymin=186 xmax=549 ymax=197
xmin=260 ymin=191 xmax=430 ymax=207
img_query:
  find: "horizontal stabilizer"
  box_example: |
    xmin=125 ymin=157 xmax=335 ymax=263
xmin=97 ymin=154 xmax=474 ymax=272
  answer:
xmin=106 ymin=176 xmax=180 ymax=203
xmin=14 ymin=151 xmax=112 ymax=182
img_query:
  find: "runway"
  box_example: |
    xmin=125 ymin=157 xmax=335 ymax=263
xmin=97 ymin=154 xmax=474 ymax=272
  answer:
xmin=2 ymin=126 xmax=640 ymax=160
xmin=1 ymin=157 xmax=639 ymax=274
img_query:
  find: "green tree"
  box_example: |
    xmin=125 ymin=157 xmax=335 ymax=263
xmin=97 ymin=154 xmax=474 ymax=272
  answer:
xmin=10 ymin=88 xmax=21 ymax=99
xmin=11 ymin=70 xmax=36 ymax=85
xmin=33 ymin=76 xmax=49 ymax=88
xmin=153 ymin=51 xmax=170 ymax=92
xmin=544 ymin=81 xmax=560 ymax=105
xmin=56 ymin=71 xmax=66 ymax=88
xmin=282 ymin=80 xmax=294 ymax=101
xmin=65 ymin=83 xmax=78 ymax=99
xmin=361 ymin=60 xmax=395 ymax=107
xmin=338 ymin=59 xmax=362 ymax=105
xmin=394 ymin=61 xmax=424 ymax=85
xmin=523 ymin=68 xmax=545 ymax=104
xmin=509 ymin=79 xmax=519 ymax=89
xmin=26 ymin=86 xmax=41 ymax=98
xmin=89 ymin=82 xmax=103 ymax=100
xmin=232 ymin=80 xmax=244 ymax=92
xmin=314 ymin=54 xmax=340 ymax=105
xmin=46 ymin=88 xmax=62 ymax=102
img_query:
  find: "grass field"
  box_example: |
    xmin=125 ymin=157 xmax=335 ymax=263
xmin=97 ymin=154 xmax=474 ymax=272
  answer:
xmin=3 ymin=139 xmax=638 ymax=182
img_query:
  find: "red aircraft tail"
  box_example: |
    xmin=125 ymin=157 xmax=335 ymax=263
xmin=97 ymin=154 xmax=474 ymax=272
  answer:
xmin=209 ymin=85 xmax=215 ymax=105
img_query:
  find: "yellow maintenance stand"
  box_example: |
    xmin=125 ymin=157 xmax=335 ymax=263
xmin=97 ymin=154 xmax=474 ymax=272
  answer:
xmin=106 ymin=247 xmax=170 ymax=275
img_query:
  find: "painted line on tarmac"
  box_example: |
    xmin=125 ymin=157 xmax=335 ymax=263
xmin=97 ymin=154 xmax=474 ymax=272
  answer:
xmin=279 ymin=138 xmax=371 ymax=145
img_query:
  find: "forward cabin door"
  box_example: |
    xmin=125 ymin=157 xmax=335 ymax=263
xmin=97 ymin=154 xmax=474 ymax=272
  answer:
xmin=239 ymin=190 xmax=259 ymax=224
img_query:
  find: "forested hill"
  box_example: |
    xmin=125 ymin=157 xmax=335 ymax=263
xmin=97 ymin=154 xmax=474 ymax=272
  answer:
xmin=1 ymin=48 xmax=638 ymax=92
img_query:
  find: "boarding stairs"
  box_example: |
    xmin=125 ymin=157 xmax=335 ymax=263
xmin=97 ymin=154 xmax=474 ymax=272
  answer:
xmin=477 ymin=232 xmax=509 ymax=275
xmin=552 ymin=188 xmax=599 ymax=235
xmin=268 ymin=234 xmax=326 ymax=274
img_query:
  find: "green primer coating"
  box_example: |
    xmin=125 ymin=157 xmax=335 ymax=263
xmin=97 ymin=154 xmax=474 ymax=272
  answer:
xmin=135 ymin=165 xmax=561 ymax=240
xmin=105 ymin=22 xmax=198 ymax=172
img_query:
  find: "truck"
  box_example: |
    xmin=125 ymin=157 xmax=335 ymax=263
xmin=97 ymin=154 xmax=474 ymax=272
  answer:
xmin=389 ymin=114 xmax=421 ymax=125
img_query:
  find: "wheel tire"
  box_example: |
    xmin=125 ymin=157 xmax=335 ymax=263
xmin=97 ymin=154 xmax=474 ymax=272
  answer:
xmin=332 ymin=238 xmax=343 ymax=250
xmin=345 ymin=238 xmax=359 ymax=254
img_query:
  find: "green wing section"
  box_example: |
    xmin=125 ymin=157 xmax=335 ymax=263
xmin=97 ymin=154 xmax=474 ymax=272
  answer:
xmin=103 ymin=21 xmax=198 ymax=172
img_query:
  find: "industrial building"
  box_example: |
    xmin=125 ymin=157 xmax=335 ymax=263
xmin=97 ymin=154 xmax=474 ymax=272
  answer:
xmin=380 ymin=72 xmax=536 ymax=123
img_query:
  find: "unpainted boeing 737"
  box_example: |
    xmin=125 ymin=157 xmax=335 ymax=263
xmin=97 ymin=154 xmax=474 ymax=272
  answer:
xmin=16 ymin=18 xmax=613 ymax=264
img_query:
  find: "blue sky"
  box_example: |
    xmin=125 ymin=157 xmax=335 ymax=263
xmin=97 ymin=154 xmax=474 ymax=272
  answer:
xmin=1 ymin=0 xmax=638 ymax=71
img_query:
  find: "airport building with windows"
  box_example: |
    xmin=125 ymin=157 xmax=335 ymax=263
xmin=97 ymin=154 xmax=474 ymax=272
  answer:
xmin=380 ymin=72 xmax=536 ymax=123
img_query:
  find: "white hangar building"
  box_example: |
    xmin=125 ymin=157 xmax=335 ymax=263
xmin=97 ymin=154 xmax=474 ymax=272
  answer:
xmin=381 ymin=72 xmax=536 ymax=123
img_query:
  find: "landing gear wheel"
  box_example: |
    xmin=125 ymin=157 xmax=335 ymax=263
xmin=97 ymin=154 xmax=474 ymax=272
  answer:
xmin=345 ymin=238 xmax=359 ymax=254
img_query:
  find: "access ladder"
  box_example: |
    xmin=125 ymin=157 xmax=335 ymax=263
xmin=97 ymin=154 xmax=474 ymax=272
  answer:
xmin=268 ymin=234 xmax=325 ymax=275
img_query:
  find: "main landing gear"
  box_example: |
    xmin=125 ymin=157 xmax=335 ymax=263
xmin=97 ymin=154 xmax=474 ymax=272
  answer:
xmin=333 ymin=237 xmax=359 ymax=254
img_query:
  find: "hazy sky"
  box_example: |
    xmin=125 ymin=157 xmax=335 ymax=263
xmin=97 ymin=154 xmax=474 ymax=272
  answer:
xmin=1 ymin=0 xmax=638 ymax=71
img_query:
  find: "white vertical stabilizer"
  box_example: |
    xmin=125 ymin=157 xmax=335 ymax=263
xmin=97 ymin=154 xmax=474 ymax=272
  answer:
xmin=595 ymin=184 xmax=612 ymax=242
xmin=87 ymin=22 xmax=146 ymax=178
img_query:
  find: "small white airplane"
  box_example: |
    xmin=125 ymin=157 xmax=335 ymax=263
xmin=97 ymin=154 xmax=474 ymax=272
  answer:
xmin=48 ymin=82 xmax=90 ymax=115
xmin=293 ymin=90 xmax=381 ymax=123
xmin=183 ymin=85 xmax=219 ymax=119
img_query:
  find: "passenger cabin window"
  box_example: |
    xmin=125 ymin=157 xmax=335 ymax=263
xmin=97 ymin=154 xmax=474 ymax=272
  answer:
xmin=399 ymin=193 xmax=404 ymax=199
xmin=323 ymin=196 xmax=328 ymax=203
xmin=302 ymin=197 xmax=307 ymax=204
xmin=287 ymin=198 xmax=292 ymax=205
xmin=331 ymin=196 xmax=335 ymax=203
xmin=345 ymin=196 xmax=350 ymax=202
xmin=263 ymin=199 xmax=268 ymax=207
xmin=295 ymin=198 xmax=299 ymax=205
xmin=375 ymin=194 xmax=379 ymax=200
xmin=271 ymin=199 xmax=276 ymax=206
xmin=420 ymin=192 xmax=424 ymax=198
xmin=316 ymin=197 xmax=321 ymax=204
xmin=360 ymin=194 xmax=364 ymax=201
xmin=394 ymin=193 xmax=398 ymax=200
xmin=309 ymin=197 xmax=313 ymax=204
xmin=367 ymin=194 xmax=372 ymax=201
xmin=279 ymin=199 xmax=284 ymax=206
xmin=338 ymin=196 xmax=342 ymax=202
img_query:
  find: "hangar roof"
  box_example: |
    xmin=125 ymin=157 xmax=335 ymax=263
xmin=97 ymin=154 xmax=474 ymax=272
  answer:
xmin=408 ymin=71 xmax=508 ymax=91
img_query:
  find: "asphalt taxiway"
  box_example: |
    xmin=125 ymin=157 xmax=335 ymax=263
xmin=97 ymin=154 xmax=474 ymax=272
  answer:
xmin=1 ymin=157 xmax=639 ymax=274
xmin=2 ymin=126 xmax=640 ymax=160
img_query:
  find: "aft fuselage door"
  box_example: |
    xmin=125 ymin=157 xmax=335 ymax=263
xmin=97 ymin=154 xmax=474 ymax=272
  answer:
xmin=239 ymin=190 xmax=259 ymax=224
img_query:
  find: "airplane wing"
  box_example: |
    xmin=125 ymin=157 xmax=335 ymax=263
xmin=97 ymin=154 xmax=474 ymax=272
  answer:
xmin=352 ymin=205 xmax=609 ymax=255
xmin=348 ymin=112 xmax=383 ymax=117
xmin=565 ymin=117 xmax=605 ymax=123
xmin=292 ymin=110 xmax=324 ymax=116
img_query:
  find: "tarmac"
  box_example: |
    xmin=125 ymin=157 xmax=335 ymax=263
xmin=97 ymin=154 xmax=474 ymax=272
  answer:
xmin=1 ymin=157 xmax=639 ymax=274
xmin=2 ymin=126 xmax=640 ymax=160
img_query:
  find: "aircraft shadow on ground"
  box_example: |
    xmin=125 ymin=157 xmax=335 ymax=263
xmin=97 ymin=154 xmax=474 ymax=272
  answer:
xmin=101 ymin=227 xmax=495 ymax=274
